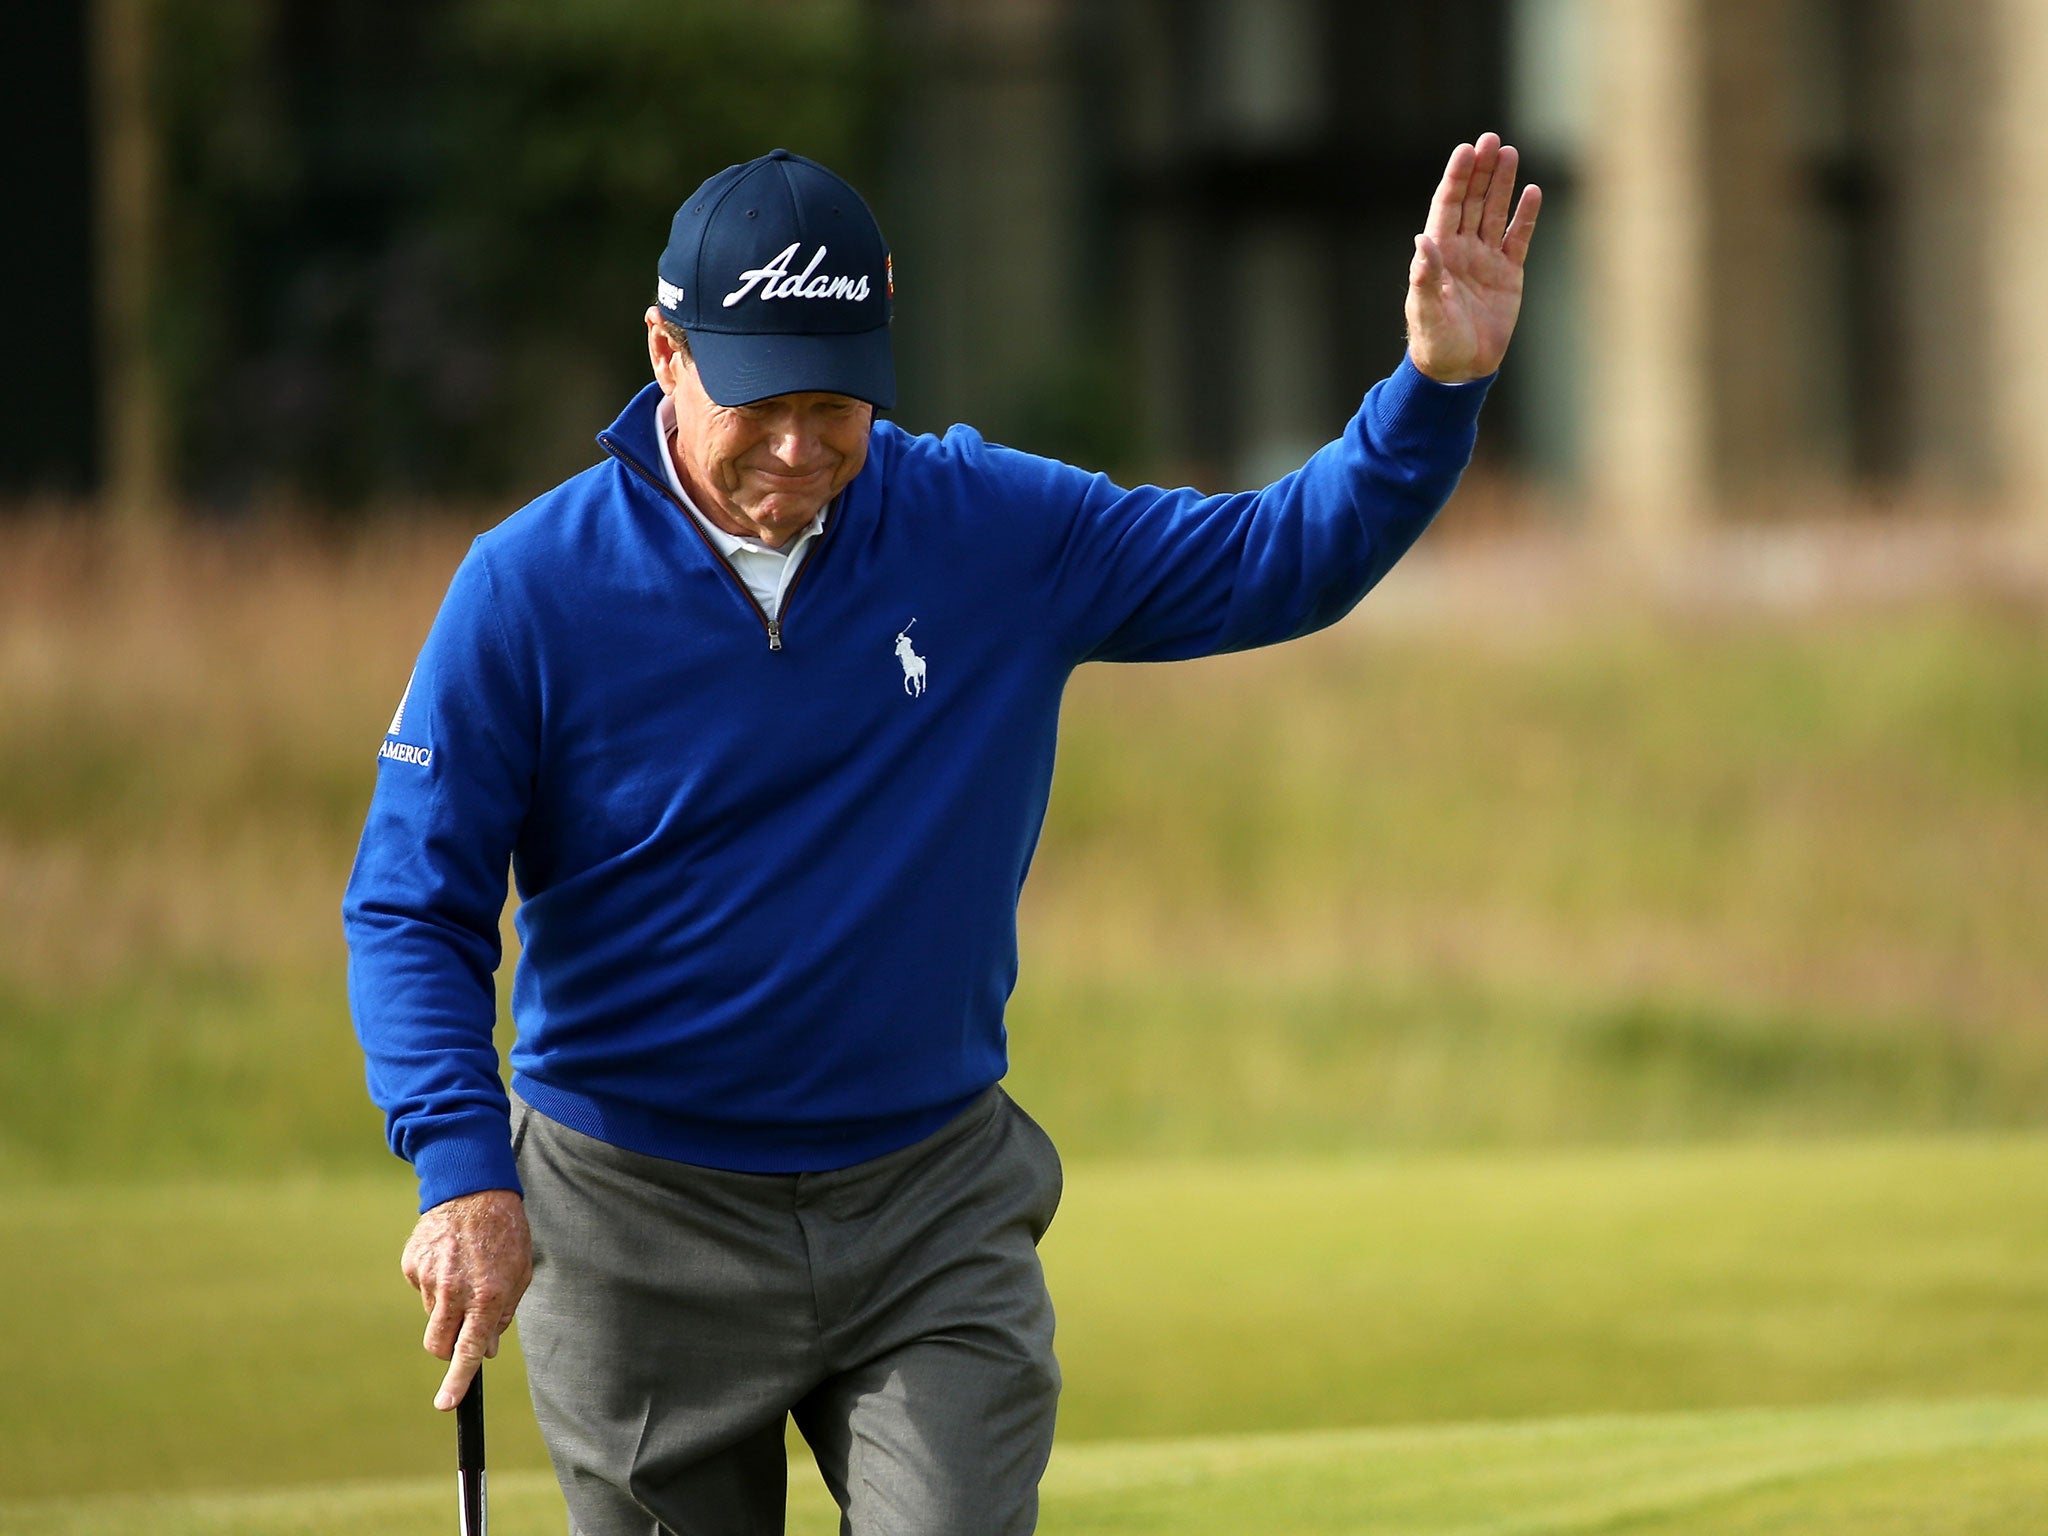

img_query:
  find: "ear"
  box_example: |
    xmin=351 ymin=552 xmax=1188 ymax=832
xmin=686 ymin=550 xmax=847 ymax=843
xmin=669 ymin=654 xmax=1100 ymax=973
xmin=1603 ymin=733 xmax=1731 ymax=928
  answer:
xmin=645 ymin=307 xmax=680 ymax=392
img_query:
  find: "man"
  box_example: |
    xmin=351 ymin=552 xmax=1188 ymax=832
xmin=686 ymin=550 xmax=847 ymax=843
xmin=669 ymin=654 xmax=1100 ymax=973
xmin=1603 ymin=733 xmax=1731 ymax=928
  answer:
xmin=345 ymin=138 xmax=1538 ymax=1534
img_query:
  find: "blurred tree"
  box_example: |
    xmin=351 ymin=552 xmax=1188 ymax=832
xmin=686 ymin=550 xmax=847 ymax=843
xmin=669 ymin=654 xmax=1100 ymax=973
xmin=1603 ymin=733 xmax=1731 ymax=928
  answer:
xmin=92 ymin=0 xmax=171 ymax=522
xmin=151 ymin=0 xmax=882 ymax=509
xmin=0 ymin=2 xmax=99 ymax=499
xmin=434 ymin=0 xmax=886 ymax=494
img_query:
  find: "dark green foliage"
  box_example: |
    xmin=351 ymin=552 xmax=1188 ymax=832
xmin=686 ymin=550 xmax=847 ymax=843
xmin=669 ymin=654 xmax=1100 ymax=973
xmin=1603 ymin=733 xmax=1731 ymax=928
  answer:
xmin=150 ymin=0 xmax=882 ymax=505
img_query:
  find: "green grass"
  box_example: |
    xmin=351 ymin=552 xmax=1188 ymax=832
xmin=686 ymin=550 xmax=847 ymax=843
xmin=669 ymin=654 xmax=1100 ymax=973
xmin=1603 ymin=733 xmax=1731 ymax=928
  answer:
xmin=1003 ymin=972 xmax=2034 ymax=1160
xmin=1044 ymin=1136 xmax=2048 ymax=1440
xmin=5 ymin=1137 xmax=2047 ymax=1505
xmin=5 ymin=963 xmax=2034 ymax=1187
xmin=4 ymin=525 xmax=2045 ymax=1179
xmin=0 ymin=973 xmax=384 ymax=1183
xmin=3 ymin=526 xmax=2047 ymax=1530
xmin=7 ymin=1400 xmax=2048 ymax=1534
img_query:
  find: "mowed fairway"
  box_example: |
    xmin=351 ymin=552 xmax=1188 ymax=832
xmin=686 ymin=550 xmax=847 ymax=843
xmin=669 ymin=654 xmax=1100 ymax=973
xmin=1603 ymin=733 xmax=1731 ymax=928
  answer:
xmin=5 ymin=1136 xmax=2048 ymax=1530
xmin=10 ymin=1401 xmax=2048 ymax=1535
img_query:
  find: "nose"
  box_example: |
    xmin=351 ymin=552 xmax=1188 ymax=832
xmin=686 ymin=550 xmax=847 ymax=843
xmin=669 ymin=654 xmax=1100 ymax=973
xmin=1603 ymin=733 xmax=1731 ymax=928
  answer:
xmin=764 ymin=414 xmax=825 ymax=471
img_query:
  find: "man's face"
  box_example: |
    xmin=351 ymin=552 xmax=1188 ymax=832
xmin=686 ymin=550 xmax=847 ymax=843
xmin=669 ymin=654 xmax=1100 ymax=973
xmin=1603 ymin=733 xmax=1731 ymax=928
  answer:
xmin=647 ymin=310 xmax=873 ymax=548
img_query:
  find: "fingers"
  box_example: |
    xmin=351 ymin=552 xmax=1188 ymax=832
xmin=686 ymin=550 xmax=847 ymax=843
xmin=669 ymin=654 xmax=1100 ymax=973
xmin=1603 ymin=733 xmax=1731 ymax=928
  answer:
xmin=424 ymin=1291 xmax=463 ymax=1360
xmin=1409 ymin=234 xmax=1443 ymax=295
xmin=435 ymin=1280 xmax=523 ymax=1408
xmin=1460 ymin=132 xmax=1502 ymax=238
xmin=1406 ymin=235 xmax=1447 ymax=347
xmin=421 ymin=1269 xmax=517 ymax=1352
xmin=1426 ymin=143 xmax=1475 ymax=242
xmin=1428 ymin=132 xmax=1530 ymax=251
xmin=1478 ymin=143 xmax=1519 ymax=248
xmin=1503 ymin=183 xmax=1543 ymax=267
xmin=436 ymin=1317 xmax=490 ymax=1412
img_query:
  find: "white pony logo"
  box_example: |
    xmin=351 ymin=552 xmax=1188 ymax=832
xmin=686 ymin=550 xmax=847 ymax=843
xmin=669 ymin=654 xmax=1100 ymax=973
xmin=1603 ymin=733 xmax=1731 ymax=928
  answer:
xmin=894 ymin=621 xmax=927 ymax=697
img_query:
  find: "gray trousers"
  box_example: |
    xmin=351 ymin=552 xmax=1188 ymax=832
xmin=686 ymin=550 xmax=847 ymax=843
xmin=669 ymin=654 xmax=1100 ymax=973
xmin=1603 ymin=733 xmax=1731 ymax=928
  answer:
xmin=511 ymin=1087 xmax=1064 ymax=1536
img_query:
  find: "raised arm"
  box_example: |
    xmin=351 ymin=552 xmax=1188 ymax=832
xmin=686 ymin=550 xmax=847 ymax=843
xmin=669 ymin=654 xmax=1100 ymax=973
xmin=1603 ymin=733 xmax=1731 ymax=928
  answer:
xmin=979 ymin=131 xmax=1542 ymax=665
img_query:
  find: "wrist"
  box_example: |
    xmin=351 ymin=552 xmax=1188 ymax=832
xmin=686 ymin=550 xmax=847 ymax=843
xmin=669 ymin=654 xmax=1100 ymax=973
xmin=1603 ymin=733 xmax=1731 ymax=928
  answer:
xmin=1401 ymin=350 xmax=1496 ymax=389
xmin=1405 ymin=346 xmax=1483 ymax=386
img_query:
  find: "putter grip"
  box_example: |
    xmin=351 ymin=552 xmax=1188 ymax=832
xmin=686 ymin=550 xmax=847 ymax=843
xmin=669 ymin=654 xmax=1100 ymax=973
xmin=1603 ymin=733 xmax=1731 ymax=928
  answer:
xmin=457 ymin=1366 xmax=488 ymax=1536
xmin=457 ymin=1366 xmax=486 ymax=1471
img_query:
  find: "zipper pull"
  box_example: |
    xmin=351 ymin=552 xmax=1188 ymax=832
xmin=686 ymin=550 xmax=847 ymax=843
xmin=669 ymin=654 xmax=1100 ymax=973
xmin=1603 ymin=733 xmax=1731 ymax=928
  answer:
xmin=766 ymin=618 xmax=783 ymax=652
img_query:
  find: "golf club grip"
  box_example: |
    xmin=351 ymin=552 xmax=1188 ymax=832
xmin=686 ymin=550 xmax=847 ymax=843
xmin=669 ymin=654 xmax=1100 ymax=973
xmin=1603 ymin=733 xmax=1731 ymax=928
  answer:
xmin=457 ymin=1366 xmax=487 ymax=1536
xmin=457 ymin=1365 xmax=486 ymax=1469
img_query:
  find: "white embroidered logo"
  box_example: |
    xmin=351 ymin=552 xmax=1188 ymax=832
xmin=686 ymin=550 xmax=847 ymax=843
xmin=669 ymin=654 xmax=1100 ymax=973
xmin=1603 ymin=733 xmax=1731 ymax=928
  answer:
xmin=894 ymin=621 xmax=927 ymax=697
xmin=388 ymin=669 xmax=414 ymax=735
xmin=657 ymin=277 xmax=686 ymax=309
xmin=724 ymin=243 xmax=872 ymax=307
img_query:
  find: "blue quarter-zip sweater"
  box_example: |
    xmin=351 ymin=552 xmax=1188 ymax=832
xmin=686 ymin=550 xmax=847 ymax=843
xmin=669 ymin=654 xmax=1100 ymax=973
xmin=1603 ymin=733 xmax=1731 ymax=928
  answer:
xmin=343 ymin=358 xmax=1492 ymax=1211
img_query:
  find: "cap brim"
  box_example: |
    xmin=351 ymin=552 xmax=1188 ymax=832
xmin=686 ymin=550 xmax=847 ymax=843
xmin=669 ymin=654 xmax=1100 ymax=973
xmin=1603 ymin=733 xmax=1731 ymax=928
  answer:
xmin=686 ymin=326 xmax=895 ymax=411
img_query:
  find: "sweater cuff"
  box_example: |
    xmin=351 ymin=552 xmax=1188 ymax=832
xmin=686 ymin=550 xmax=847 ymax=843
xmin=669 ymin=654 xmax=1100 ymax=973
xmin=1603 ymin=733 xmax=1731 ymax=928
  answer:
xmin=411 ymin=1119 xmax=523 ymax=1214
xmin=1368 ymin=354 xmax=1496 ymax=448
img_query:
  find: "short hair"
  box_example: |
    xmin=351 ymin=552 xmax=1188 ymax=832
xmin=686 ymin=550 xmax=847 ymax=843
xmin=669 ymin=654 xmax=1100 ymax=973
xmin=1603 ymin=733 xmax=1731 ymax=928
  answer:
xmin=657 ymin=312 xmax=693 ymax=360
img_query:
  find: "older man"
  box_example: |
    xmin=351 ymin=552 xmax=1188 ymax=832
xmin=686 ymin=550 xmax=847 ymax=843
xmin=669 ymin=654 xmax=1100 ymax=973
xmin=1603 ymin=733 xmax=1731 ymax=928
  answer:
xmin=345 ymin=140 xmax=1538 ymax=1534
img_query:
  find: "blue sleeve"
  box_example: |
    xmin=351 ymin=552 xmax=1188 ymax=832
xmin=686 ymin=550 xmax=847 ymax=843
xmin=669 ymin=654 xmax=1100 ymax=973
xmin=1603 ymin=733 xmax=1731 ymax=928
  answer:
xmin=1015 ymin=357 xmax=1491 ymax=664
xmin=341 ymin=539 xmax=539 ymax=1212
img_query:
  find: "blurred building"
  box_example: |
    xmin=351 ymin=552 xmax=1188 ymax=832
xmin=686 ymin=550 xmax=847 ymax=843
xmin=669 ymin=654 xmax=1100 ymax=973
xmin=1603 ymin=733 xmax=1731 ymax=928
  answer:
xmin=884 ymin=0 xmax=2048 ymax=531
xmin=12 ymin=0 xmax=2047 ymax=530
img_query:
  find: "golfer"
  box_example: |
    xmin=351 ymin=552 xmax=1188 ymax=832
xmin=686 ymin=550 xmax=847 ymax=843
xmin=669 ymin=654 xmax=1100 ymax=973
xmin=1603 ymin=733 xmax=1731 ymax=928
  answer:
xmin=344 ymin=138 xmax=1538 ymax=1534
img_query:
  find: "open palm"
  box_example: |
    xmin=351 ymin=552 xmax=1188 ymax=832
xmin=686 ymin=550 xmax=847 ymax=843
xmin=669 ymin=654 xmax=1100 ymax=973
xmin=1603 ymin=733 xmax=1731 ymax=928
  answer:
xmin=1406 ymin=133 xmax=1541 ymax=384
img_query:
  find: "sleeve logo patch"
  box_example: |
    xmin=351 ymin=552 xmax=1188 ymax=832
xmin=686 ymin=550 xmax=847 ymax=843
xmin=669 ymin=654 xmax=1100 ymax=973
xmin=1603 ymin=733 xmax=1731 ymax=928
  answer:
xmin=388 ymin=669 xmax=414 ymax=736
xmin=379 ymin=740 xmax=433 ymax=767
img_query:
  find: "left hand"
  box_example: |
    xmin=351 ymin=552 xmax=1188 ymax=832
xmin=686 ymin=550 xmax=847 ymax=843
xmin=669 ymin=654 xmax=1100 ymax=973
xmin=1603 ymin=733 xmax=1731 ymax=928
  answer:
xmin=1406 ymin=132 xmax=1542 ymax=384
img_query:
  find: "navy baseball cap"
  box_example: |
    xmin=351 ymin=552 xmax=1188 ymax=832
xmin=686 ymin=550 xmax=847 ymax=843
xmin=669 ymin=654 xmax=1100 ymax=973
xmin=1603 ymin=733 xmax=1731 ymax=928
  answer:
xmin=657 ymin=149 xmax=895 ymax=409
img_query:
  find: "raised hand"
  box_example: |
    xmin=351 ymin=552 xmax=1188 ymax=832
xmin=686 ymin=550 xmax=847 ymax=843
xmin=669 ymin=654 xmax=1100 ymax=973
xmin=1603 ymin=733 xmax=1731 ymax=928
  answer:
xmin=1406 ymin=132 xmax=1541 ymax=384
